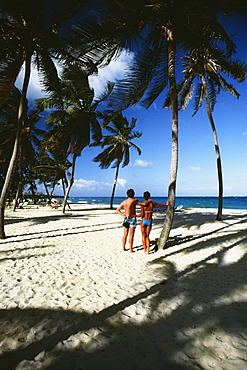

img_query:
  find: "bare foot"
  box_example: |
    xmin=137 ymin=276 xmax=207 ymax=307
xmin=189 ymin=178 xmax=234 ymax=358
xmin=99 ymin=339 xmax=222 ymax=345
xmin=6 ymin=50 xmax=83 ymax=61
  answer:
xmin=129 ymin=250 xmax=135 ymax=253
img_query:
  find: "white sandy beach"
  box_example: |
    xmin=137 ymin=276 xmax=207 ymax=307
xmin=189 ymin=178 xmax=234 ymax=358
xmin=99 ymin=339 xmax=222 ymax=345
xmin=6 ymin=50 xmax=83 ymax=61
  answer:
xmin=0 ymin=204 xmax=246 ymax=369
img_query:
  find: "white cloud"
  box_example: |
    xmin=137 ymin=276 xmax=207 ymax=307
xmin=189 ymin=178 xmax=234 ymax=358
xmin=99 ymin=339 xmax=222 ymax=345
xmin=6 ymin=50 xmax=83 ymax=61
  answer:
xmin=134 ymin=159 xmax=153 ymax=168
xmin=243 ymin=132 xmax=247 ymax=136
xmin=15 ymin=50 xmax=134 ymax=102
xmin=117 ymin=178 xmax=127 ymax=188
xmin=89 ymin=51 xmax=134 ymax=98
xmin=74 ymin=179 xmax=98 ymax=189
xmin=74 ymin=179 xmax=111 ymax=190
xmin=15 ymin=67 xmax=45 ymax=100
xmin=190 ymin=166 xmax=201 ymax=171
xmin=69 ymin=177 xmax=127 ymax=194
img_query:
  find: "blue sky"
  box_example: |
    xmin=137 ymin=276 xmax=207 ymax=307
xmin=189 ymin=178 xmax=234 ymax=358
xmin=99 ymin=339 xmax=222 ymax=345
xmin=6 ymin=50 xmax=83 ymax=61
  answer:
xmin=16 ymin=12 xmax=247 ymax=198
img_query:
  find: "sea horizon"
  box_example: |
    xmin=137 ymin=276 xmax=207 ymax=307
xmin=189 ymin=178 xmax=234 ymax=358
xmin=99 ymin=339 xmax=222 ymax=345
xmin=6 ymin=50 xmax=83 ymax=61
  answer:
xmin=64 ymin=195 xmax=247 ymax=210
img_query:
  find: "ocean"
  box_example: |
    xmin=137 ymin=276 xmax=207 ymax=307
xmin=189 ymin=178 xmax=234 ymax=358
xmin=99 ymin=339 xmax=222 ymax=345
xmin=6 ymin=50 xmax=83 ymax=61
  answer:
xmin=67 ymin=196 xmax=247 ymax=210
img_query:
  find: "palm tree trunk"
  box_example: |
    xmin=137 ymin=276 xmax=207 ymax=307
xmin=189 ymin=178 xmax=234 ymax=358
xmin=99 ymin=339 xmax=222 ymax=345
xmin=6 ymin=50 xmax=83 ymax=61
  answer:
xmin=44 ymin=182 xmax=52 ymax=204
xmin=0 ymin=53 xmax=31 ymax=239
xmin=61 ymin=177 xmax=71 ymax=209
xmin=157 ymin=26 xmax=179 ymax=249
xmin=13 ymin=149 xmax=23 ymax=212
xmin=29 ymin=183 xmax=37 ymax=205
xmin=13 ymin=178 xmax=22 ymax=212
xmin=202 ymin=75 xmax=223 ymax=221
xmin=110 ymin=160 xmax=120 ymax=209
xmin=62 ymin=154 xmax=76 ymax=214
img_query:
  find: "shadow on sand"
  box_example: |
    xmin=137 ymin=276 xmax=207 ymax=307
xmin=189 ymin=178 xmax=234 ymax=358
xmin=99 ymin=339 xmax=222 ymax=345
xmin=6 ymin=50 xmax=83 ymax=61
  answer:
xmin=0 ymin=221 xmax=247 ymax=369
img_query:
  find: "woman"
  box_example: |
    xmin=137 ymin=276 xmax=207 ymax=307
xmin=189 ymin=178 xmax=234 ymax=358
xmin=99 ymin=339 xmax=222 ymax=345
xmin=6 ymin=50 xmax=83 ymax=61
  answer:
xmin=138 ymin=192 xmax=169 ymax=254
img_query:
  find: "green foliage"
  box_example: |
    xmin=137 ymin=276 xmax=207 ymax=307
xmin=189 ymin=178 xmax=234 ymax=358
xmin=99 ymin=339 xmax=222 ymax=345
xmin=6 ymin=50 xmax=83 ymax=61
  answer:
xmin=92 ymin=111 xmax=141 ymax=168
xmin=178 ymin=47 xmax=247 ymax=115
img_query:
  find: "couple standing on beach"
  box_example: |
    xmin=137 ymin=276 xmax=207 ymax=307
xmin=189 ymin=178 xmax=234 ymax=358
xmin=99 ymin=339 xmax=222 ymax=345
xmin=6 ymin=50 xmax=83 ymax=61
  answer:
xmin=116 ymin=189 xmax=169 ymax=254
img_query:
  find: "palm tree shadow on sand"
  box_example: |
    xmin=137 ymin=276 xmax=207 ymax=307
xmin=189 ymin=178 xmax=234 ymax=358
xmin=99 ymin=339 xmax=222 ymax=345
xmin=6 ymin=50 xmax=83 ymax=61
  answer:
xmin=0 ymin=227 xmax=246 ymax=369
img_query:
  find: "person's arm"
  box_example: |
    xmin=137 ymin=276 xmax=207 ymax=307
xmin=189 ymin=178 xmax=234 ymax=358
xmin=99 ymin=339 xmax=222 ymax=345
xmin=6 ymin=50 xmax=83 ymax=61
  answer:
xmin=153 ymin=200 xmax=170 ymax=207
xmin=137 ymin=200 xmax=150 ymax=207
xmin=135 ymin=206 xmax=144 ymax=218
xmin=116 ymin=202 xmax=125 ymax=217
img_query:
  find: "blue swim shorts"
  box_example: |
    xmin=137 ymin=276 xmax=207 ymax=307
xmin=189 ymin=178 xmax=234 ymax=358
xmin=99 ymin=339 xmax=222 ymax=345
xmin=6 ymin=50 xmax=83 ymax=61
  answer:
xmin=123 ymin=216 xmax=137 ymax=228
xmin=141 ymin=218 xmax=152 ymax=227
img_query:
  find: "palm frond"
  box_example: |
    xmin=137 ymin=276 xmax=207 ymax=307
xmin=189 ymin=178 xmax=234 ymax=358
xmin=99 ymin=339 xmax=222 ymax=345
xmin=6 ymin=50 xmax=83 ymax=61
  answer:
xmin=217 ymin=74 xmax=240 ymax=98
xmin=107 ymin=45 xmax=161 ymax=111
xmin=192 ymin=83 xmax=204 ymax=116
xmin=177 ymin=79 xmax=194 ymax=111
xmin=206 ymin=77 xmax=218 ymax=111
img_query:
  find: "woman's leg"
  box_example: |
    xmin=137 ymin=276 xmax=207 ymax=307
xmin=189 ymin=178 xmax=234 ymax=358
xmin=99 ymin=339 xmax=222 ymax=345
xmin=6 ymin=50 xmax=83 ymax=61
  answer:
xmin=140 ymin=222 xmax=147 ymax=252
xmin=145 ymin=225 xmax=152 ymax=254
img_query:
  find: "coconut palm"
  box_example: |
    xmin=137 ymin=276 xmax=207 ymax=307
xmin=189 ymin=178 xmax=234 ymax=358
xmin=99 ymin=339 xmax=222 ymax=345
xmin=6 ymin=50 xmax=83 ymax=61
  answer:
xmin=35 ymin=151 xmax=72 ymax=203
xmin=92 ymin=112 xmax=142 ymax=209
xmin=0 ymin=86 xmax=44 ymax=209
xmin=92 ymin=0 xmax=237 ymax=247
xmin=174 ymin=47 xmax=246 ymax=220
xmin=0 ymin=0 xmax=110 ymax=237
xmin=38 ymin=65 xmax=114 ymax=213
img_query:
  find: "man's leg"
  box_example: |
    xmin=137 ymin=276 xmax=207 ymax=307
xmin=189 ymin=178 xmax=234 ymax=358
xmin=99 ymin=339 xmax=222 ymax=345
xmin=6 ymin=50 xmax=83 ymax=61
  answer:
xmin=122 ymin=227 xmax=129 ymax=251
xmin=128 ymin=227 xmax=136 ymax=252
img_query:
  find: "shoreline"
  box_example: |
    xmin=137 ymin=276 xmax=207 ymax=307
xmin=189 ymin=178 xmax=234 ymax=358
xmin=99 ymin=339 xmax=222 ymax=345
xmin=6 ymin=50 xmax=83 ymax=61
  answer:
xmin=1 ymin=206 xmax=247 ymax=369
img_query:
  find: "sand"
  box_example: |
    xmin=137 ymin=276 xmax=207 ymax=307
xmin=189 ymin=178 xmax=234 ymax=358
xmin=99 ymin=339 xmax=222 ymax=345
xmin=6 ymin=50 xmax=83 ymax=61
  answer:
xmin=0 ymin=204 xmax=246 ymax=369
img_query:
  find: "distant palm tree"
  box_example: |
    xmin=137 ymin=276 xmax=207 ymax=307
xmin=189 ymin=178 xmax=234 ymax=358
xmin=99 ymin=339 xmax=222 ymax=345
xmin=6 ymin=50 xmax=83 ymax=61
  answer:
xmin=92 ymin=112 xmax=141 ymax=209
xmin=175 ymin=47 xmax=246 ymax=220
xmin=38 ymin=65 xmax=114 ymax=213
xmin=35 ymin=152 xmax=72 ymax=204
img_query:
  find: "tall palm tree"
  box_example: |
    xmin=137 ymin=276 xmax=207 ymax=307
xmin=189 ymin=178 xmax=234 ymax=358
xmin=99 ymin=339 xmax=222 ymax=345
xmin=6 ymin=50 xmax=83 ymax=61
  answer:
xmin=93 ymin=0 xmax=237 ymax=247
xmin=38 ymin=65 xmax=114 ymax=213
xmin=174 ymin=47 xmax=246 ymax=220
xmin=0 ymin=0 xmax=107 ymax=238
xmin=92 ymin=112 xmax=142 ymax=209
xmin=0 ymin=86 xmax=44 ymax=209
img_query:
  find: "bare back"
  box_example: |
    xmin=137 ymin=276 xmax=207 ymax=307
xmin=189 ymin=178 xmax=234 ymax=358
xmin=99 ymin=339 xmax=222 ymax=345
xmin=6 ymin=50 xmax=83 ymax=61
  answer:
xmin=117 ymin=197 xmax=146 ymax=218
xmin=141 ymin=200 xmax=166 ymax=221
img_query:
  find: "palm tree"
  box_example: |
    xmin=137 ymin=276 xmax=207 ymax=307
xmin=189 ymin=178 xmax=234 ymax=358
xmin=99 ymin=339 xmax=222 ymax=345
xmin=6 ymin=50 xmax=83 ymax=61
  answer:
xmin=38 ymin=65 xmax=114 ymax=213
xmin=93 ymin=0 xmax=237 ymax=247
xmin=0 ymin=86 xmax=44 ymax=209
xmin=0 ymin=0 xmax=108 ymax=238
xmin=35 ymin=151 xmax=72 ymax=204
xmin=92 ymin=112 xmax=142 ymax=209
xmin=174 ymin=47 xmax=246 ymax=220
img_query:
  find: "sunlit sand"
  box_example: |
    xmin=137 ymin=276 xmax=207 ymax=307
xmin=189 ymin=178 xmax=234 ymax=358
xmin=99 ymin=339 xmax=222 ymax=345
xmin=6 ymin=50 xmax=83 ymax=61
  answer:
xmin=0 ymin=204 xmax=246 ymax=369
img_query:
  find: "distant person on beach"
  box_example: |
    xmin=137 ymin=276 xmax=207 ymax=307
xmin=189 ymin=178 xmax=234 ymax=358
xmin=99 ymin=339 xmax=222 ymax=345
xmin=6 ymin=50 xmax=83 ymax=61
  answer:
xmin=137 ymin=191 xmax=169 ymax=254
xmin=116 ymin=189 xmax=149 ymax=253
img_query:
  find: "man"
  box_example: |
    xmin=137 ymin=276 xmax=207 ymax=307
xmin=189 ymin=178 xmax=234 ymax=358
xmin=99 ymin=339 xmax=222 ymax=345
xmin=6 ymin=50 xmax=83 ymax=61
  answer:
xmin=116 ymin=189 xmax=148 ymax=253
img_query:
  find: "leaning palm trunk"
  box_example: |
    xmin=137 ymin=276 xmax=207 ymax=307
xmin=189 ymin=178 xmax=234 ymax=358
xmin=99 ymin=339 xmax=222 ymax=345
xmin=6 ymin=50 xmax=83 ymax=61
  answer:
xmin=44 ymin=182 xmax=52 ymax=204
xmin=13 ymin=179 xmax=22 ymax=212
xmin=0 ymin=54 xmax=31 ymax=239
xmin=61 ymin=177 xmax=71 ymax=209
xmin=62 ymin=154 xmax=76 ymax=214
xmin=202 ymin=75 xmax=223 ymax=221
xmin=110 ymin=160 xmax=121 ymax=209
xmin=13 ymin=150 xmax=23 ymax=212
xmin=158 ymin=26 xmax=179 ymax=249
